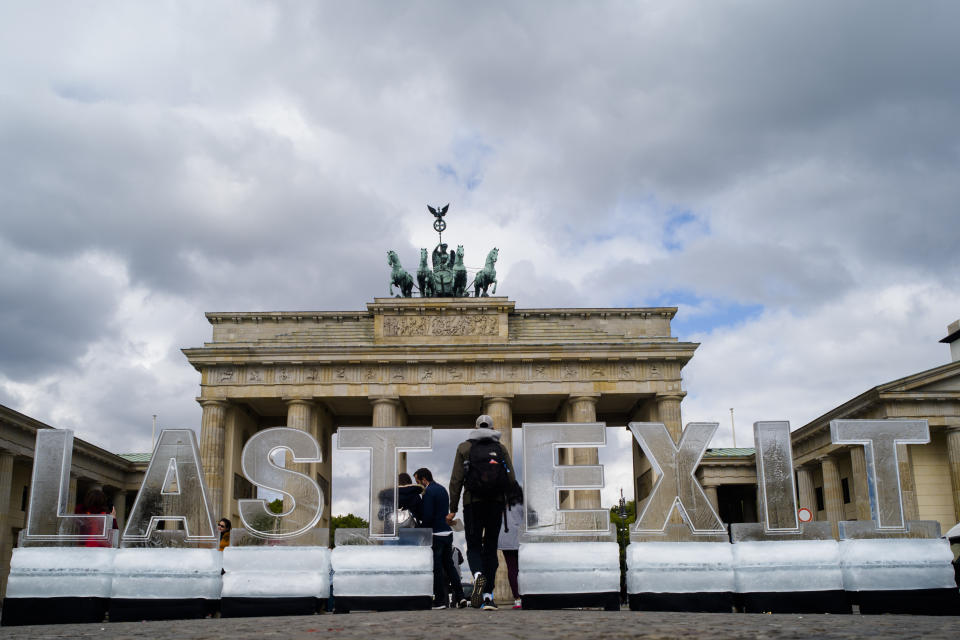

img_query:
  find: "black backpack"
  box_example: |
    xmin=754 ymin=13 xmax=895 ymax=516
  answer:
xmin=464 ymin=438 xmax=511 ymax=501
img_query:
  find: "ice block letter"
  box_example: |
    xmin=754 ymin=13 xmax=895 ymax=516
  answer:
xmin=121 ymin=429 xmax=217 ymax=544
xmin=629 ymin=422 xmax=725 ymax=534
xmin=521 ymin=422 xmax=608 ymax=535
xmin=754 ymin=421 xmax=800 ymax=532
xmin=830 ymin=419 xmax=929 ymax=530
xmin=336 ymin=427 xmax=432 ymax=538
xmin=239 ymin=427 xmax=325 ymax=539
xmin=22 ymin=429 xmax=112 ymax=545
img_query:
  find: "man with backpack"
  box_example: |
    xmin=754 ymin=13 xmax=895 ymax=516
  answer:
xmin=446 ymin=414 xmax=516 ymax=610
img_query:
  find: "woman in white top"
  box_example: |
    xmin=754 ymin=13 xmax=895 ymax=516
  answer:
xmin=497 ymin=484 xmax=524 ymax=609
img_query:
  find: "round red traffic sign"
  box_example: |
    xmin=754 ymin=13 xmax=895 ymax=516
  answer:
xmin=797 ymin=507 xmax=813 ymax=522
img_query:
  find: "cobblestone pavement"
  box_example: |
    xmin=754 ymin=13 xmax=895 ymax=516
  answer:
xmin=2 ymin=609 xmax=959 ymax=640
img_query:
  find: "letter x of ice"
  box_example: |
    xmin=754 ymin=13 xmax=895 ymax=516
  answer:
xmin=629 ymin=422 xmax=725 ymax=535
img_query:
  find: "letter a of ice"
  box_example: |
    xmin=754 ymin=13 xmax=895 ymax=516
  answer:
xmin=22 ymin=429 xmax=112 ymax=545
xmin=521 ymin=422 xmax=609 ymax=535
xmin=629 ymin=422 xmax=725 ymax=535
xmin=239 ymin=427 xmax=325 ymax=539
xmin=337 ymin=427 xmax=432 ymax=538
xmin=122 ymin=429 xmax=217 ymax=545
xmin=830 ymin=419 xmax=929 ymax=530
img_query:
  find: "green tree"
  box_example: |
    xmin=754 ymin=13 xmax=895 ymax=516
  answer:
xmin=610 ymin=500 xmax=636 ymax=596
xmin=330 ymin=513 xmax=370 ymax=548
xmin=268 ymin=498 xmax=284 ymax=514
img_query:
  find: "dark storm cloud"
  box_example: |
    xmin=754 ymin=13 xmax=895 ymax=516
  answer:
xmin=0 ymin=242 xmax=122 ymax=378
xmin=1 ymin=1 xmax=959 ymax=473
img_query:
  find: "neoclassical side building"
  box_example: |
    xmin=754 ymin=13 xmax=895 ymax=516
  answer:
xmin=0 ymin=405 xmax=147 ymax=598
xmin=182 ymin=297 xmax=699 ymax=527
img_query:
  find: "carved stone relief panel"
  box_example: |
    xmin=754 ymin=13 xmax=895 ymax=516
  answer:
xmin=419 ymin=364 xmax=439 ymax=383
xmin=589 ymin=362 xmax=607 ymax=379
xmin=389 ymin=363 xmax=407 ymax=383
xmin=276 ymin=366 xmax=296 ymax=384
xmin=217 ymin=366 xmax=237 ymax=384
xmin=247 ymin=367 xmax=265 ymax=384
xmin=475 ymin=362 xmax=498 ymax=382
xmin=504 ymin=362 xmax=524 ymax=381
xmin=444 ymin=364 xmax=466 ymax=383
xmin=647 ymin=363 xmax=662 ymax=378
xmin=331 ymin=364 xmax=349 ymax=382
xmin=532 ymin=362 xmax=549 ymax=381
xmin=561 ymin=361 xmax=580 ymax=380
xmin=303 ymin=366 xmax=320 ymax=383
xmin=382 ymin=314 xmax=500 ymax=338
xmin=362 ymin=365 xmax=380 ymax=383
xmin=617 ymin=362 xmax=635 ymax=380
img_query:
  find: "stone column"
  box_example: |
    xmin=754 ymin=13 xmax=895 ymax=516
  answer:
xmin=568 ymin=394 xmax=601 ymax=509
xmin=796 ymin=465 xmax=817 ymax=517
xmin=849 ymin=447 xmax=872 ymax=521
xmin=285 ymin=398 xmax=314 ymax=432
xmin=315 ymin=403 xmax=335 ymax=528
xmin=897 ymin=444 xmax=920 ymax=521
xmin=68 ymin=475 xmax=78 ymax=512
xmin=199 ymin=399 xmax=228 ymax=517
xmin=947 ymin=427 xmax=960 ymax=523
xmin=284 ymin=399 xmax=316 ymax=529
xmin=656 ymin=394 xmax=684 ymax=444
xmin=370 ymin=396 xmax=407 ymax=472
xmin=0 ymin=451 xmax=13 ymax=599
xmin=112 ymin=490 xmax=128 ymax=532
xmin=482 ymin=396 xmax=514 ymax=459
xmin=482 ymin=396 xmax=514 ymax=605
xmin=820 ymin=455 xmax=845 ymax=536
xmin=702 ymin=482 xmax=720 ymax=513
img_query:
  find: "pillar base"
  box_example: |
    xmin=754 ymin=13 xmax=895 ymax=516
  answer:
xmin=853 ymin=588 xmax=960 ymax=615
xmin=333 ymin=595 xmax=431 ymax=613
xmin=108 ymin=598 xmax=212 ymax=622
xmin=738 ymin=590 xmax=850 ymax=614
xmin=221 ymin=596 xmax=320 ymax=617
xmin=522 ymin=592 xmax=620 ymax=611
xmin=628 ymin=592 xmax=733 ymax=612
xmin=0 ymin=597 xmax=107 ymax=626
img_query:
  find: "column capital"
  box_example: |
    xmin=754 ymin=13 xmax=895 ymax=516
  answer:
xmin=482 ymin=394 xmax=515 ymax=403
xmin=198 ymin=398 xmax=229 ymax=409
xmin=283 ymin=397 xmax=316 ymax=407
xmin=368 ymin=395 xmax=401 ymax=407
xmin=656 ymin=392 xmax=686 ymax=402
xmin=568 ymin=392 xmax=600 ymax=404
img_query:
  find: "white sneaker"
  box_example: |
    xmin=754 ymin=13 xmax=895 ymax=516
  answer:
xmin=512 ymin=598 xmax=522 ymax=609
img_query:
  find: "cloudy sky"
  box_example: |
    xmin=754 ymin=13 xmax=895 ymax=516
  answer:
xmin=2 ymin=2 xmax=959 ymax=516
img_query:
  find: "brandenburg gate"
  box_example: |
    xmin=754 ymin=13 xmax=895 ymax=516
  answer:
xmin=183 ymin=297 xmax=698 ymax=526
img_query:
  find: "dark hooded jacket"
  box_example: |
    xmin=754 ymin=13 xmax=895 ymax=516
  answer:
xmin=448 ymin=427 xmax=516 ymax=513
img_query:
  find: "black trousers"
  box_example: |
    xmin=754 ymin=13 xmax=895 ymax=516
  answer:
xmin=463 ymin=502 xmax=503 ymax=592
xmin=432 ymin=534 xmax=463 ymax=605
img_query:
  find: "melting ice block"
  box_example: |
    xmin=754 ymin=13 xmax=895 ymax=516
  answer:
xmin=222 ymin=546 xmax=331 ymax=599
xmin=626 ymin=542 xmax=734 ymax=612
xmin=518 ymin=542 xmax=620 ymax=595
xmin=5 ymin=547 xmax=115 ymax=598
xmin=839 ymin=538 xmax=955 ymax=592
xmin=331 ymin=545 xmax=432 ymax=598
xmin=732 ymin=540 xmax=843 ymax=593
xmin=110 ymin=548 xmax=222 ymax=600
xmin=627 ymin=542 xmax=734 ymax=593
